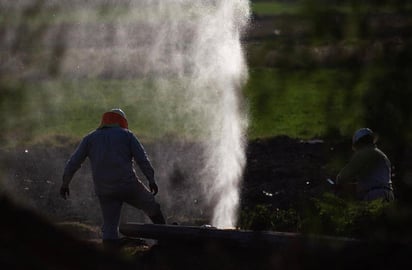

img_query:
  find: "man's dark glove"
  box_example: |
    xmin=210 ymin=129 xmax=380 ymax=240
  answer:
xmin=149 ymin=183 xmax=158 ymax=196
xmin=60 ymin=185 xmax=70 ymax=200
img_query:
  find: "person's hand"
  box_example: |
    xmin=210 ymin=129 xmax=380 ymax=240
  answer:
xmin=60 ymin=185 xmax=70 ymax=200
xmin=149 ymin=182 xmax=158 ymax=196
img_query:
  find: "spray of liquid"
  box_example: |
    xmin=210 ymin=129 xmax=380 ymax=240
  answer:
xmin=128 ymin=0 xmax=250 ymax=228
xmin=1 ymin=0 xmax=250 ymax=228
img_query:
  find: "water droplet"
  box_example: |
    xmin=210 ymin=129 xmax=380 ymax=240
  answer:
xmin=262 ymin=190 xmax=273 ymax=197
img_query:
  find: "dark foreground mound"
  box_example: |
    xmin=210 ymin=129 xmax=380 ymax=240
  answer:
xmin=2 ymin=194 xmax=412 ymax=270
xmin=0 ymin=194 xmax=136 ymax=270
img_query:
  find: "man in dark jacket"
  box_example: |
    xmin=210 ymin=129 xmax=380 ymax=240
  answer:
xmin=60 ymin=108 xmax=165 ymax=249
xmin=337 ymin=128 xmax=394 ymax=201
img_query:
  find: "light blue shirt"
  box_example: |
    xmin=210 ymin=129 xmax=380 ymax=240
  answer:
xmin=63 ymin=127 xmax=154 ymax=196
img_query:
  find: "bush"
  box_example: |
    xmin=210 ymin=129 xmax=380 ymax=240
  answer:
xmin=239 ymin=193 xmax=404 ymax=241
xmin=301 ymin=192 xmax=394 ymax=239
xmin=238 ymin=204 xmax=300 ymax=232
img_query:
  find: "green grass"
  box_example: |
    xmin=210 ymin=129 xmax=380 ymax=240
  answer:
xmin=251 ymin=1 xmax=412 ymax=16
xmin=2 ymin=78 xmax=212 ymax=146
xmin=0 ymin=3 xmax=234 ymax=25
xmin=23 ymin=79 xmax=155 ymax=139
xmin=3 ymin=1 xmax=411 ymax=146
xmin=251 ymin=1 xmax=301 ymax=16
xmin=1 ymin=67 xmax=364 ymax=146
xmin=244 ymin=67 xmax=361 ymax=139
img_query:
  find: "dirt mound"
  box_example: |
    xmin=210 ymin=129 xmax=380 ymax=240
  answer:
xmin=242 ymin=136 xmax=336 ymax=210
xmin=0 ymin=194 xmax=135 ymax=269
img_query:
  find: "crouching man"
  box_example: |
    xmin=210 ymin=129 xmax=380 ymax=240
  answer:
xmin=336 ymin=128 xmax=395 ymax=202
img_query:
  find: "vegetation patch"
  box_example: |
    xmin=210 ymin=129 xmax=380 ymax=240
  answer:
xmin=252 ymin=1 xmax=301 ymax=16
xmin=244 ymin=68 xmax=355 ymax=139
xmin=239 ymin=192 xmax=409 ymax=241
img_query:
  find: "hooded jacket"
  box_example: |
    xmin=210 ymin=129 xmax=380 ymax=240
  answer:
xmin=63 ymin=112 xmax=155 ymax=196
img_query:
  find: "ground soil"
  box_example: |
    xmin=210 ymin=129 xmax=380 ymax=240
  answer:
xmin=0 ymin=135 xmax=352 ymax=269
xmin=242 ymin=136 xmax=337 ymax=210
xmin=1 ymin=135 xmax=340 ymax=223
xmin=3 ymin=133 xmax=412 ymax=269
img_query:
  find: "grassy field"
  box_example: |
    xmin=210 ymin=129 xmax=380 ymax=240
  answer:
xmin=15 ymin=66 xmax=362 ymax=143
xmin=245 ymin=0 xmax=412 ymax=143
xmin=251 ymin=1 xmax=412 ymax=16
xmin=245 ymin=68 xmax=347 ymax=139
xmin=10 ymin=67 xmax=356 ymax=145
xmin=3 ymin=78 xmax=210 ymax=145
xmin=251 ymin=1 xmax=301 ymax=15
xmin=2 ymin=0 xmax=412 ymax=145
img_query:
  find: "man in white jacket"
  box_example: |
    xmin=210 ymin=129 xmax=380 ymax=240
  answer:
xmin=337 ymin=128 xmax=394 ymax=201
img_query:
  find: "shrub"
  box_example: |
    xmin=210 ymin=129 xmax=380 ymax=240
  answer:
xmin=239 ymin=193 xmax=401 ymax=241
xmin=239 ymin=204 xmax=300 ymax=232
xmin=301 ymin=192 xmax=393 ymax=239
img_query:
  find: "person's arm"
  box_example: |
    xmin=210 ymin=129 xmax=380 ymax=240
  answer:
xmin=130 ymin=134 xmax=158 ymax=195
xmin=60 ymin=136 xmax=89 ymax=199
xmin=336 ymin=148 xmax=371 ymax=184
